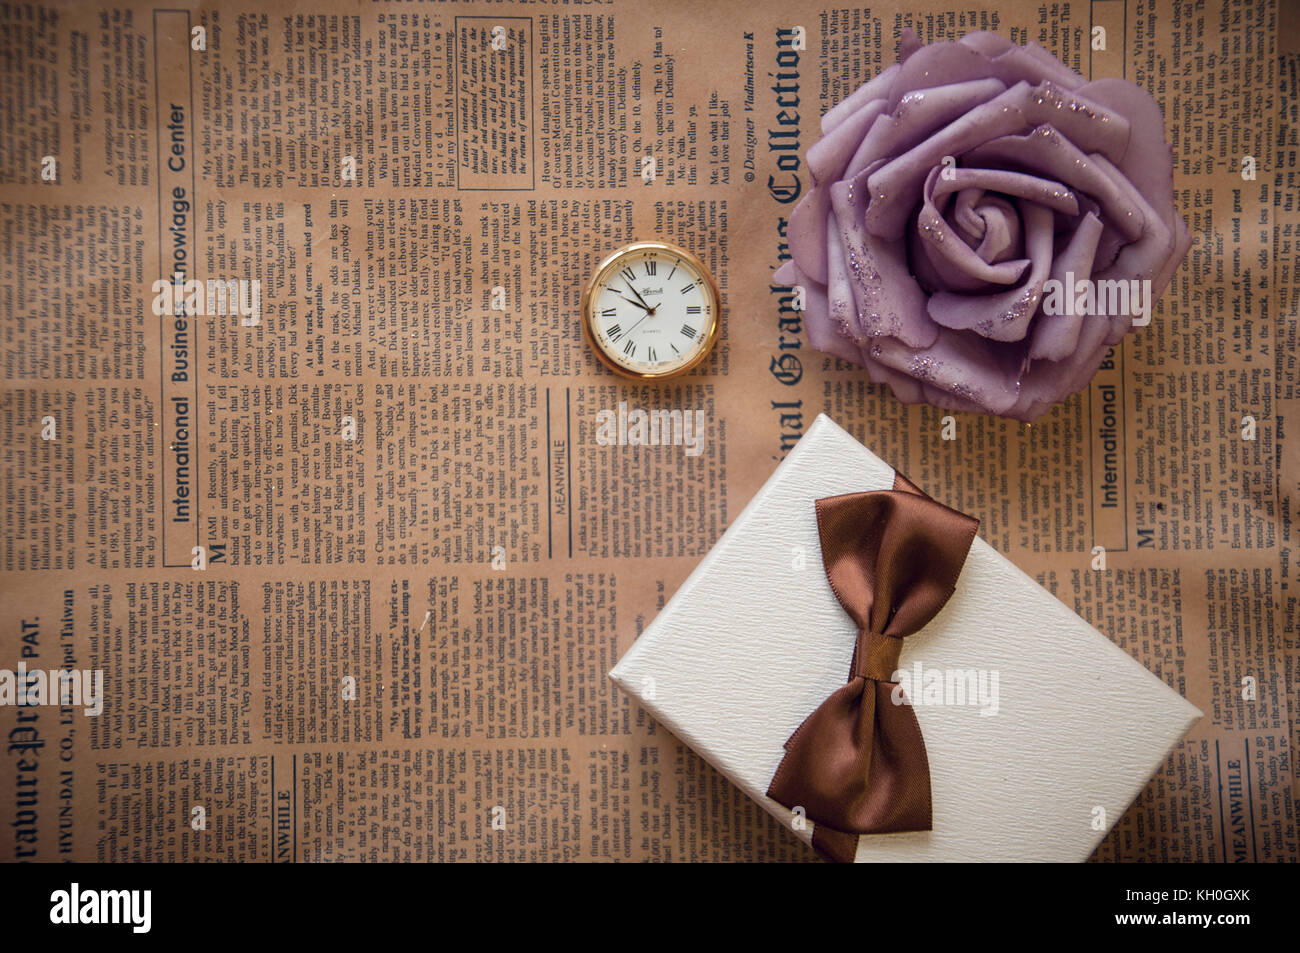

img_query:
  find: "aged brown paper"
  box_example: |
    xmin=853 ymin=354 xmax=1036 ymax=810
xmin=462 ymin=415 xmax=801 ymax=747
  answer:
xmin=0 ymin=0 xmax=1294 ymax=862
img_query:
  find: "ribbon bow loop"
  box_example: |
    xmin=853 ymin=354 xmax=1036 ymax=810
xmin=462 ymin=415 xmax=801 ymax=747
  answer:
xmin=766 ymin=475 xmax=979 ymax=862
xmin=817 ymin=484 xmax=976 ymax=641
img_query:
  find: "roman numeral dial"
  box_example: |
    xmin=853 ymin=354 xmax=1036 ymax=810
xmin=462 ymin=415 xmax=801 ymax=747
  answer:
xmin=582 ymin=241 xmax=721 ymax=380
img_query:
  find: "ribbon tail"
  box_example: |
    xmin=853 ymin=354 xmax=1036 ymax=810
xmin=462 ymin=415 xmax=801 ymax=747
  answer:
xmin=767 ymin=678 xmax=933 ymax=860
xmin=808 ymin=684 xmax=933 ymax=862
xmin=861 ymin=679 xmax=933 ymax=834
xmin=811 ymin=825 xmax=862 ymax=863
xmin=766 ymin=676 xmax=875 ymax=831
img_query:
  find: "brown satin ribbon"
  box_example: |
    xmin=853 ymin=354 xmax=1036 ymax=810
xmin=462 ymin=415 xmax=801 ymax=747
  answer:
xmin=766 ymin=472 xmax=979 ymax=863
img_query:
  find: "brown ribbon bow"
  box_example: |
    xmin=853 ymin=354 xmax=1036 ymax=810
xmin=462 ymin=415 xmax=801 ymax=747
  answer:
xmin=766 ymin=473 xmax=979 ymax=863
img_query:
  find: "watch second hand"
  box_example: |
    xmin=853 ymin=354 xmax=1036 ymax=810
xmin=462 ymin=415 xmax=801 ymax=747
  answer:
xmin=621 ymin=313 xmax=651 ymax=339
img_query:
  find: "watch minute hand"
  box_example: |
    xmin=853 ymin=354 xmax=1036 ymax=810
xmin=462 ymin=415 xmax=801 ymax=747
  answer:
xmin=613 ymin=291 xmax=652 ymax=313
xmin=622 ymin=277 xmax=656 ymax=314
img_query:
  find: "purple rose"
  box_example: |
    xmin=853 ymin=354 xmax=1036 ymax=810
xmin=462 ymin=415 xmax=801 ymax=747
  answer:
xmin=774 ymin=30 xmax=1191 ymax=421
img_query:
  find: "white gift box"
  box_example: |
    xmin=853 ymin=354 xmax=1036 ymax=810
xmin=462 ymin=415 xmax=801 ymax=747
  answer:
xmin=610 ymin=414 xmax=1201 ymax=862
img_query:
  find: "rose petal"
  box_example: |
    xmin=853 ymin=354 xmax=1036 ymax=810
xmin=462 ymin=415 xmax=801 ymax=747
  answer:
xmin=810 ymin=99 xmax=889 ymax=186
xmin=885 ymin=41 xmax=1001 ymax=110
xmin=787 ymin=186 xmax=832 ymax=284
xmin=962 ymin=126 xmax=1144 ymax=243
xmin=930 ymin=165 xmax=1080 ymax=216
xmin=1028 ymin=211 xmax=1104 ymax=360
xmin=1078 ymin=78 xmax=1192 ymax=302
xmin=824 ymin=214 xmax=859 ymax=347
xmin=898 ymin=27 xmax=924 ymax=63
xmin=914 ymin=165 xmax=1079 ymax=296
xmin=966 ymin=195 xmax=1022 ymax=263
xmin=1088 ymin=153 xmax=1177 ymax=311
xmin=1022 ymin=82 xmax=1129 ymax=162
xmin=789 ymin=97 xmax=891 ymax=285
xmin=831 ymin=169 xmax=938 ymax=347
xmin=865 ymin=81 xmax=1038 ymax=239
xmin=926 ymin=201 xmax=1055 ymax=341
xmin=1012 ymin=316 xmax=1112 ymax=420
xmin=778 ymin=259 xmax=859 ymax=365
xmin=1076 ymin=79 xmax=1174 ymax=209
xmin=914 ymin=167 xmax=1032 ymax=290
xmin=870 ymin=329 xmax=1025 ymax=415
xmin=989 ymin=42 xmax=1088 ymax=91
xmin=847 ymin=78 xmax=1006 ymax=178
xmin=957 ymin=31 xmax=1015 ymax=58
xmin=822 ymin=64 xmax=900 ymax=134
xmin=948 ymin=192 xmax=1026 ymax=265
xmin=867 ymin=83 xmax=1124 ymax=241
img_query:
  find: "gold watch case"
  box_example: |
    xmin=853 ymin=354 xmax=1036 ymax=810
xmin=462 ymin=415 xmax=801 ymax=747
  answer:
xmin=580 ymin=240 xmax=722 ymax=380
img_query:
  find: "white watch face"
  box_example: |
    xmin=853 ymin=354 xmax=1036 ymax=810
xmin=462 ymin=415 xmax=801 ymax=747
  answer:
xmin=586 ymin=244 xmax=718 ymax=377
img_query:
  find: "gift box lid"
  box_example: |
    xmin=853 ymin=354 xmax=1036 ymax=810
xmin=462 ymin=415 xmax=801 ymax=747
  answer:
xmin=610 ymin=413 xmax=1201 ymax=861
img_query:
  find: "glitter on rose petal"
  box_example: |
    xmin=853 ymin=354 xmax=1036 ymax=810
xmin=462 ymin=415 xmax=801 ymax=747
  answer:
xmin=1001 ymin=290 xmax=1039 ymax=324
xmin=909 ymin=356 xmax=941 ymax=381
xmin=894 ymin=91 xmax=925 ymax=119
xmin=831 ymin=298 xmax=853 ymax=339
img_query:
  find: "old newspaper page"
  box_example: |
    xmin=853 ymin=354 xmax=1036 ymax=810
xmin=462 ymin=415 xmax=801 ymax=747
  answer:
xmin=1 ymin=0 xmax=1294 ymax=862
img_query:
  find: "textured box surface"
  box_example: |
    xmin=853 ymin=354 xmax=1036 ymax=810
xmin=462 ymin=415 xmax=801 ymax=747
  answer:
xmin=610 ymin=414 xmax=1201 ymax=861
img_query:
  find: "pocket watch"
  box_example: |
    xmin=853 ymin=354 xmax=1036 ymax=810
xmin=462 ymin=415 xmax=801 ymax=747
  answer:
xmin=581 ymin=240 xmax=721 ymax=380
